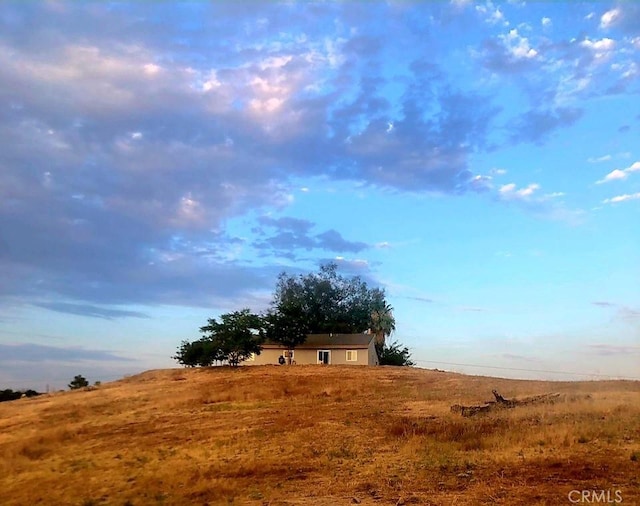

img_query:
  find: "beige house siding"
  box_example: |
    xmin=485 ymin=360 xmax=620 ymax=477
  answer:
xmin=244 ymin=334 xmax=379 ymax=366
xmin=247 ymin=348 xmax=285 ymax=366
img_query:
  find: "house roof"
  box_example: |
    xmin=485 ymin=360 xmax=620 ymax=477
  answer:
xmin=263 ymin=333 xmax=374 ymax=349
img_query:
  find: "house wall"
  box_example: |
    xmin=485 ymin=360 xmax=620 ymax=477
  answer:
xmin=293 ymin=349 xmax=320 ymax=364
xmin=244 ymin=345 xmax=377 ymax=365
xmin=246 ymin=348 xmax=284 ymax=365
xmin=324 ymin=348 xmax=369 ymax=365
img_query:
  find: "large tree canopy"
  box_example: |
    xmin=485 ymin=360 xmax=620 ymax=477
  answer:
xmin=264 ymin=263 xmax=396 ymax=362
xmin=270 ymin=263 xmax=387 ymax=335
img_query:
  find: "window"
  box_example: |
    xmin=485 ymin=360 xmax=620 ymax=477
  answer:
xmin=246 ymin=353 xmax=256 ymax=361
xmin=346 ymin=350 xmax=357 ymax=362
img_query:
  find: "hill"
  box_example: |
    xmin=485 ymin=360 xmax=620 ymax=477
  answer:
xmin=1 ymin=366 xmax=638 ymax=505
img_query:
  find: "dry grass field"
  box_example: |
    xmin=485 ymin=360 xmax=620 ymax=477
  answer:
xmin=1 ymin=365 xmax=639 ymax=505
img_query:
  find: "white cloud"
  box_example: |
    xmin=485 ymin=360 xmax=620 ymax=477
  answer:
xmin=499 ymin=182 xmax=516 ymax=194
xmin=496 ymin=182 xmax=581 ymax=223
xmin=580 ymin=38 xmax=616 ymax=62
xmin=602 ymin=192 xmax=640 ymax=204
xmin=499 ymin=182 xmax=540 ymax=199
xmin=587 ymin=154 xmax=612 ymax=163
xmin=476 ymin=1 xmax=507 ymax=25
xmin=597 ymin=169 xmax=626 ymax=183
xmin=501 ymin=29 xmax=538 ymax=59
xmin=541 ymin=17 xmax=551 ymax=27
xmin=143 ymin=63 xmax=161 ymax=75
xmin=332 ymin=257 xmax=370 ymax=272
xmin=596 ymin=161 xmax=640 ymax=183
xmin=600 ymin=8 xmax=621 ymax=29
xmin=517 ymin=183 xmax=540 ymax=197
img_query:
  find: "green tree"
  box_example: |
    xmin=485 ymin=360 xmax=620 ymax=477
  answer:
xmin=265 ymin=262 xmax=395 ymax=362
xmin=173 ymin=338 xmax=222 ymax=367
xmin=376 ymin=340 xmax=415 ymax=366
xmin=267 ymin=262 xmax=388 ymax=363
xmin=370 ymin=302 xmax=396 ymax=348
xmin=271 ymin=262 xmax=386 ymax=334
xmin=199 ymin=309 xmax=265 ymax=367
xmin=264 ymin=304 xmax=308 ymax=365
xmin=68 ymin=375 xmax=89 ymax=390
xmin=175 ymin=309 xmax=265 ymax=368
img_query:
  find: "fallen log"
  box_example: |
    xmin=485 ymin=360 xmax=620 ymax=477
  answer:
xmin=451 ymin=390 xmax=561 ymax=417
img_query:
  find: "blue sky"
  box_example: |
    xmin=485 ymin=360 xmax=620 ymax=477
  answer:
xmin=1 ymin=1 xmax=638 ymax=389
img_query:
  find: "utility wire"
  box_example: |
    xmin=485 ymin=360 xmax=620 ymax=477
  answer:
xmin=413 ymin=359 xmax=640 ymax=381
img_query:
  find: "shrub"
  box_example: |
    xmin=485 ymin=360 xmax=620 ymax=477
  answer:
xmin=376 ymin=340 xmax=415 ymax=366
xmin=68 ymin=375 xmax=89 ymax=390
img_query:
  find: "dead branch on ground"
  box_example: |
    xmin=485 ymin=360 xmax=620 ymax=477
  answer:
xmin=450 ymin=390 xmax=561 ymax=417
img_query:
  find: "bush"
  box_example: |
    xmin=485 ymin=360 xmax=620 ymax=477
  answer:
xmin=0 ymin=389 xmax=41 ymax=402
xmin=376 ymin=340 xmax=415 ymax=366
xmin=68 ymin=375 xmax=89 ymax=390
xmin=0 ymin=389 xmax=22 ymax=402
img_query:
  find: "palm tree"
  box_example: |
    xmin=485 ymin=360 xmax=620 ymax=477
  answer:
xmin=370 ymin=302 xmax=396 ymax=349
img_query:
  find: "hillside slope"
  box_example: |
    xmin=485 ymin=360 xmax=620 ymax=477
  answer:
xmin=1 ymin=366 xmax=639 ymax=505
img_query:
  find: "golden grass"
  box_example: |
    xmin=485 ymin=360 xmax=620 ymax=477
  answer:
xmin=0 ymin=366 xmax=638 ymax=505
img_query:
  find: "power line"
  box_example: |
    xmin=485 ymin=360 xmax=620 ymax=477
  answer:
xmin=413 ymin=359 xmax=640 ymax=381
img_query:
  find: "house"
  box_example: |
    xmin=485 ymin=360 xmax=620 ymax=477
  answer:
xmin=245 ymin=333 xmax=379 ymax=366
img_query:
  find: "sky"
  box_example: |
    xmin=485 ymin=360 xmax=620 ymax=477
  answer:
xmin=1 ymin=1 xmax=639 ymax=390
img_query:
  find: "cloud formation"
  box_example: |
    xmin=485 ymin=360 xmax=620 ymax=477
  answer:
xmin=494 ymin=181 xmax=579 ymax=222
xmin=34 ymin=302 xmax=150 ymax=320
xmin=253 ymin=216 xmax=369 ymax=258
xmin=586 ymin=344 xmax=640 ymax=356
xmin=0 ymin=343 xmax=134 ymax=363
xmin=0 ymin=1 xmax=633 ymax=317
xmin=596 ymin=161 xmax=640 ymax=184
xmin=592 ymin=301 xmax=640 ymax=321
xmin=602 ymin=192 xmax=640 ymax=204
xmin=0 ymin=2 xmax=503 ymax=312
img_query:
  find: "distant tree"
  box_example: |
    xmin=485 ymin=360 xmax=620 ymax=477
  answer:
xmin=0 ymin=389 xmax=22 ymax=402
xmin=175 ymin=309 xmax=265 ymax=368
xmin=0 ymin=389 xmax=41 ymax=402
xmin=376 ymin=340 xmax=415 ymax=366
xmin=370 ymin=302 xmax=396 ymax=348
xmin=68 ymin=375 xmax=89 ymax=390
